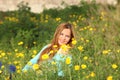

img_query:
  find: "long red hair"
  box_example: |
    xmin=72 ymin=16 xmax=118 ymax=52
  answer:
xmin=37 ymin=22 xmax=75 ymax=64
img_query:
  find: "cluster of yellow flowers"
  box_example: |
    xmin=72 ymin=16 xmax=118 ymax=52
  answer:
xmin=18 ymin=41 xmax=24 ymax=46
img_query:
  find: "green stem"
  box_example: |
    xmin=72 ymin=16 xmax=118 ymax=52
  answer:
xmin=69 ymin=67 xmax=72 ymax=80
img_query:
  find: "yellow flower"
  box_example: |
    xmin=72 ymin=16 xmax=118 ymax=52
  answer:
xmin=14 ymin=49 xmax=18 ymax=52
xmin=112 ymin=64 xmax=118 ymax=69
xmin=32 ymin=64 xmax=39 ymax=70
xmin=18 ymin=41 xmax=24 ymax=45
xmin=74 ymin=65 xmax=80 ymax=70
xmin=42 ymin=54 xmax=49 ymax=60
xmin=78 ymin=46 xmax=84 ymax=52
xmin=86 ymin=40 xmax=89 ymax=43
xmin=117 ymin=49 xmax=120 ymax=53
xmin=16 ymin=53 xmax=24 ymax=58
xmin=1 ymin=52 xmax=5 ymax=57
xmin=83 ymin=56 xmax=88 ymax=60
xmin=33 ymin=50 xmax=37 ymax=54
xmin=17 ymin=70 xmax=21 ymax=73
xmin=13 ymin=61 xmax=19 ymax=65
xmin=72 ymin=39 xmax=77 ymax=45
xmin=55 ymin=17 xmax=61 ymax=21
xmin=16 ymin=65 xmax=20 ymax=69
xmin=90 ymin=72 xmax=95 ymax=77
xmin=33 ymin=41 xmax=36 ymax=44
xmin=51 ymin=61 xmax=56 ymax=65
xmin=107 ymin=76 xmax=113 ymax=80
xmin=23 ymin=70 xmax=27 ymax=73
xmin=66 ymin=57 xmax=71 ymax=64
xmin=80 ymin=37 xmax=84 ymax=41
xmin=27 ymin=62 xmax=32 ymax=66
xmin=102 ymin=50 xmax=111 ymax=55
xmin=81 ymin=64 xmax=87 ymax=69
xmin=89 ymin=27 xmax=93 ymax=31
xmin=53 ymin=45 xmax=58 ymax=48
xmin=61 ymin=44 xmax=70 ymax=51
xmin=49 ymin=50 xmax=54 ymax=54
xmin=1 ymin=65 xmax=5 ymax=69
xmin=0 ymin=70 xmax=2 ymax=74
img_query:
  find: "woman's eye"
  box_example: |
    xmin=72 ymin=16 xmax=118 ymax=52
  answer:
xmin=66 ymin=35 xmax=70 ymax=38
xmin=60 ymin=33 xmax=63 ymax=36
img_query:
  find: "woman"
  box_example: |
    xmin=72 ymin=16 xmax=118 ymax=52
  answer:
xmin=22 ymin=22 xmax=76 ymax=76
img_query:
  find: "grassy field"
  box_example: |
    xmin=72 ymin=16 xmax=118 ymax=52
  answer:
xmin=0 ymin=1 xmax=120 ymax=80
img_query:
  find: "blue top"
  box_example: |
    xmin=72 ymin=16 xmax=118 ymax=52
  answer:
xmin=22 ymin=44 xmax=72 ymax=76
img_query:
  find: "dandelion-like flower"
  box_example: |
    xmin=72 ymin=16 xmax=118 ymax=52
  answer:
xmin=72 ymin=38 xmax=77 ymax=45
xmin=61 ymin=44 xmax=70 ymax=52
xmin=32 ymin=64 xmax=39 ymax=70
xmin=112 ymin=64 xmax=118 ymax=69
xmin=42 ymin=54 xmax=49 ymax=60
xmin=83 ymin=56 xmax=88 ymax=60
xmin=74 ymin=65 xmax=80 ymax=70
xmin=0 ymin=70 xmax=2 ymax=74
xmin=53 ymin=45 xmax=58 ymax=48
xmin=90 ymin=72 xmax=95 ymax=77
xmin=65 ymin=57 xmax=71 ymax=64
xmin=102 ymin=50 xmax=111 ymax=55
xmin=78 ymin=46 xmax=84 ymax=52
xmin=18 ymin=41 xmax=24 ymax=45
xmin=107 ymin=76 xmax=113 ymax=80
xmin=51 ymin=61 xmax=56 ymax=65
xmin=81 ymin=64 xmax=87 ymax=69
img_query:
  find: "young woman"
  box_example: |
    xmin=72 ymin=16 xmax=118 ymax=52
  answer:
xmin=22 ymin=22 xmax=76 ymax=76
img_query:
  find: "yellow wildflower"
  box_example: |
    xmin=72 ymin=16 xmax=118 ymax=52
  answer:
xmin=1 ymin=65 xmax=4 ymax=69
xmin=1 ymin=52 xmax=5 ymax=57
xmin=27 ymin=62 xmax=32 ymax=66
xmin=112 ymin=64 xmax=118 ymax=69
xmin=53 ymin=45 xmax=58 ymax=48
xmin=74 ymin=65 xmax=80 ymax=70
xmin=33 ymin=50 xmax=37 ymax=54
xmin=49 ymin=50 xmax=54 ymax=54
xmin=61 ymin=44 xmax=69 ymax=51
xmin=83 ymin=56 xmax=88 ymax=60
xmin=13 ymin=61 xmax=18 ymax=65
xmin=14 ymin=49 xmax=18 ymax=52
xmin=107 ymin=76 xmax=113 ymax=80
xmin=89 ymin=27 xmax=93 ymax=31
xmin=86 ymin=40 xmax=89 ymax=43
xmin=117 ymin=49 xmax=120 ymax=53
xmin=23 ymin=70 xmax=27 ymax=73
xmin=17 ymin=70 xmax=21 ymax=73
xmin=33 ymin=41 xmax=36 ymax=44
xmin=72 ymin=38 xmax=77 ymax=45
xmin=18 ymin=41 xmax=24 ymax=45
xmin=90 ymin=72 xmax=95 ymax=77
xmin=81 ymin=64 xmax=87 ymax=69
xmin=78 ymin=46 xmax=84 ymax=52
xmin=32 ymin=64 xmax=39 ymax=70
xmin=66 ymin=57 xmax=71 ymax=64
xmin=42 ymin=54 xmax=49 ymax=60
xmin=51 ymin=61 xmax=56 ymax=65
xmin=0 ymin=70 xmax=2 ymax=74
xmin=102 ymin=50 xmax=110 ymax=55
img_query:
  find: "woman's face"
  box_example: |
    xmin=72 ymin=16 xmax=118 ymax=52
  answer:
xmin=58 ymin=29 xmax=71 ymax=46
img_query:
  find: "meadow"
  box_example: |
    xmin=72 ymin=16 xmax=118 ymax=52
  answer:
xmin=0 ymin=1 xmax=120 ymax=80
